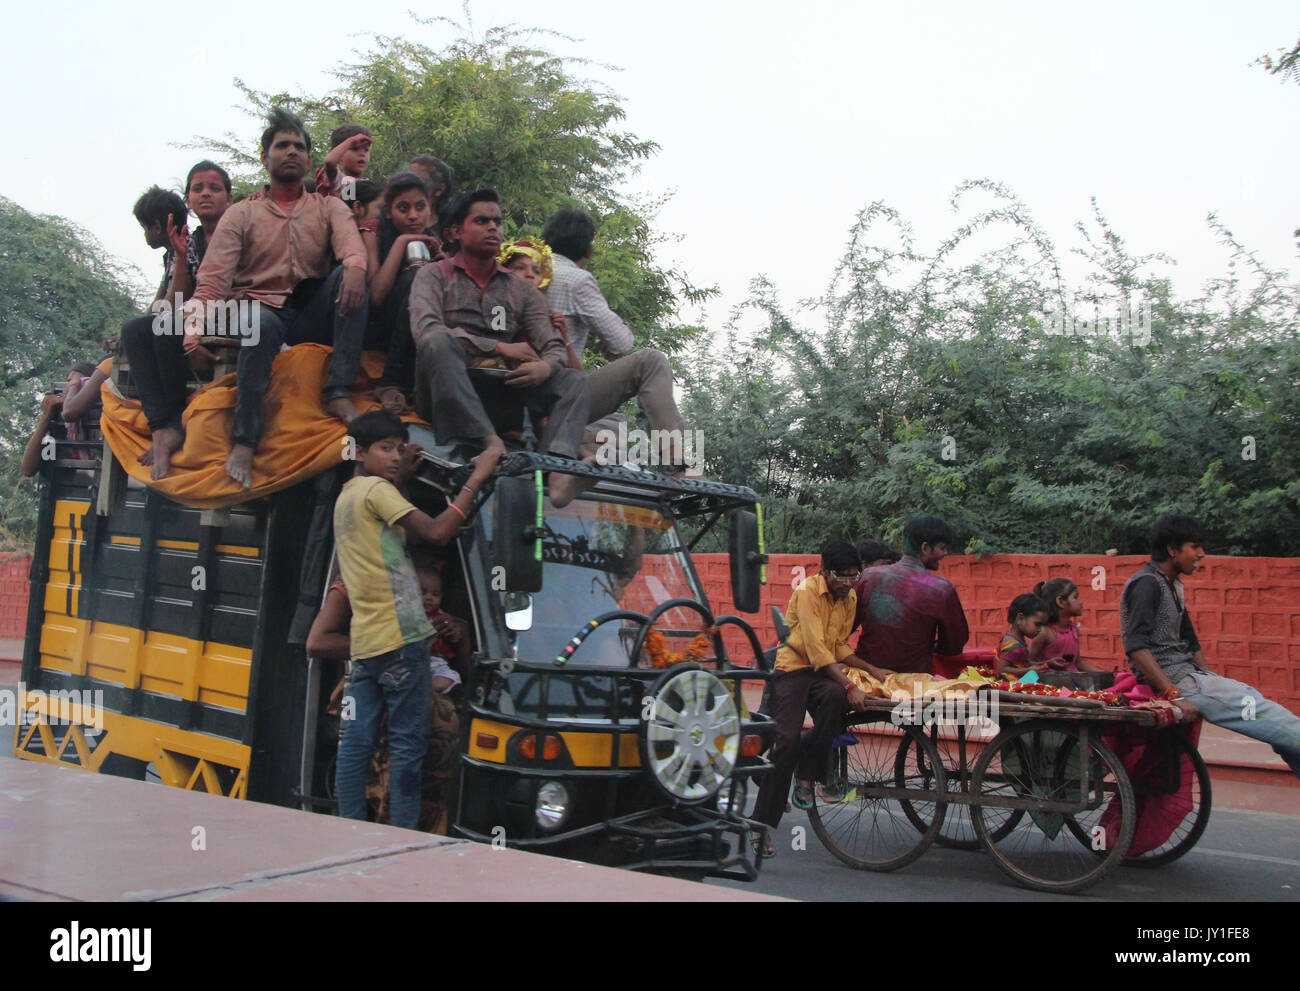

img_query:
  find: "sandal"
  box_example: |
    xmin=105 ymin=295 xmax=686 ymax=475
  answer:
xmin=751 ymin=831 xmax=775 ymax=858
xmin=791 ymin=782 xmax=815 ymax=810
xmin=817 ymin=781 xmax=846 ymax=804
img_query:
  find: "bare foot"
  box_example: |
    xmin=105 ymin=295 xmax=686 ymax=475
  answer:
xmin=148 ymin=426 xmax=184 ymax=481
xmin=325 ymin=397 xmax=359 ymax=425
xmin=374 ymin=386 xmax=407 ymax=414
xmin=548 ymin=470 xmax=598 ymax=509
xmin=226 ymin=444 xmax=255 ymax=489
xmin=138 ymin=449 xmax=155 ymax=467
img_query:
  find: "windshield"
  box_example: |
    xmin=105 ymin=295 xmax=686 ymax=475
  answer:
xmin=487 ymin=495 xmax=709 ymax=667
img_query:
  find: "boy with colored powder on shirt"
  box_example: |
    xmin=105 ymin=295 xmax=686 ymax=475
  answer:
xmin=851 ymin=514 xmax=970 ymax=678
xmin=333 ymin=410 xmax=499 ymax=828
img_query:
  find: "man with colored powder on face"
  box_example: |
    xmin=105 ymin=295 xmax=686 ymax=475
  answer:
xmin=850 ymin=514 xmax=970 ymax=678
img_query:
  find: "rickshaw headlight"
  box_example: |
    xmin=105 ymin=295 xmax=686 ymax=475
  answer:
xmin=535 ymin=781 xmax=571 ymax=830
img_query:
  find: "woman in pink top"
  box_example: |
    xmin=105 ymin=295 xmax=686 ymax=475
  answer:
xmin=1031 ymin=578 xmax=1105 ymax=673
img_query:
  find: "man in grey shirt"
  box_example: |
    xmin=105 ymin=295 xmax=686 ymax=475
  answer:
xmin=542 ymin=209 xmax=688 ymax=471
xmin=1120 ymin=514 xmax=1300 ymax=777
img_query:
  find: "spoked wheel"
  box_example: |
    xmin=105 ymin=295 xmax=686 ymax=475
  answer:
xmin=808 ymin=713 xmax=948 ymax=872
xmin=971 ymin=720 xmax=1134 ymax=894
xmin=1062 ymin=727 xmax=1212 ymax=868
xmin=896 ymin=726 xmax=1023 ymax=851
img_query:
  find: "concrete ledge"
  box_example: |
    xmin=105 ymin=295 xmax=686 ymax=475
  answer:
xmin=0 ymin=760 xmax=780 ymax=902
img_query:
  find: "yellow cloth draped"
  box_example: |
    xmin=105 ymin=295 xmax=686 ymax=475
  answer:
xmin=98 ymin=346 xmax=426 ymax=509
xmin=842 ymin=668 xmax=986 ymax=701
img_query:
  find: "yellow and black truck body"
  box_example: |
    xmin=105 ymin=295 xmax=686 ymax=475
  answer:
xmin=15 ymin=421 xmax=776 ymax=880
xmin=15 ymin=430 xmax=336 ymax=806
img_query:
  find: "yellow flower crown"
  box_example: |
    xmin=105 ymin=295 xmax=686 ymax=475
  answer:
xmin=498 ymin=238 xmax=555 ymax=289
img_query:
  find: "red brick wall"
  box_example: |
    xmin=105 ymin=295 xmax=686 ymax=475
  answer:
xmin=1 ymin=549 xmax=1295 ymax=711
xmin=697 ymin=553 xmax=1300 ymax=714
xmin=0 ymin=552 xmax=32 ymax=638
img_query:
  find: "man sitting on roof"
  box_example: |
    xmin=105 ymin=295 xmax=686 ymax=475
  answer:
xmin=407 ymin=189 xmax=590 ymax=506
xmin=183 ymin=108 xmax=369 ymax=488
xmin=851 ymin=514 xmax=970 ymax=677
xmin=542 ymin=208 xmax=689 ymax=472
xmin=120 ymin=161 xmax=233 ymax=480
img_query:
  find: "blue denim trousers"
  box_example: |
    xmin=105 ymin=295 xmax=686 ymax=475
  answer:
xmin=1177 ymin=670 xmax=1300 ymax=779
xmin=335 ymin=641 xmax=432 ymax=829
xmin=232 ymin=265 xmax=368 ymax=448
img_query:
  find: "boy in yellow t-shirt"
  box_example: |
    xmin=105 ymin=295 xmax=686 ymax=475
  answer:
xmin=333 ymin=410 xmax=499 ymax=828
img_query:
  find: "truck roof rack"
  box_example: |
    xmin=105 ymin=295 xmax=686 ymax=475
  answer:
xmin=409 ymin=443 xmax=759 ymax=519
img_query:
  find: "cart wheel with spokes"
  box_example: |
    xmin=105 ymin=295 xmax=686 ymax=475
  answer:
xmin=971 ymin=720 xmax=1134 ymax=894
xmin=895 ymin=727 xmax=1024 ymax=850
xmin=1061 ymin=726 xmax=1212 ymax=868
xmin=807 ymin=712 xmax=948 ymax=871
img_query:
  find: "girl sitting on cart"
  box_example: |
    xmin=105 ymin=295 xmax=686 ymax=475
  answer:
xmin=997 ymin=593 xmax=1050 ymax=677
xmin=1030 ymin=578 xmax=1106 ymax=674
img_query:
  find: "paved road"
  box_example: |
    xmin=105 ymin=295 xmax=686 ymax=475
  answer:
xmin=707 ymin=805 xmax=1300 ymax=901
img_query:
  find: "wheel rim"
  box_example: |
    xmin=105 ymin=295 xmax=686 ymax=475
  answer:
xmin=641 ymin=667 xmax=740 ymax=804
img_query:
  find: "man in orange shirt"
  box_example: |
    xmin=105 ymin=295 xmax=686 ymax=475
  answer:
xmin=751 ymin=540 xmax=871 ymax=855
xmin=185 ymin=108 xmax=369 ymax=488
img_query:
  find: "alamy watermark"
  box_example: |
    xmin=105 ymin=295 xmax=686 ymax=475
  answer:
xmin=0 ymin=682 xmax=105 ymax=731
xmin=150 ymin=293 xmax=262 ymax=347
xmin=890 ymin=689 xmax=1000 ymax=730
xmin=1042 ymin=299 xmax=1151 ymax=347
xmin=592 ymin=421 xmax=706 ymax=477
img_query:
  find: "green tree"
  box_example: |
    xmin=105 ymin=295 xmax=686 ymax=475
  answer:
xmin=0 ymin=196 xmax=144 ymax=547
xmin=191 ymin=9 xmax=711 ymax=360
xmin=1256 ymin=37 xmax=1300 ymax=84
xmin=681 ymin=182 xmax=1300 ymax=556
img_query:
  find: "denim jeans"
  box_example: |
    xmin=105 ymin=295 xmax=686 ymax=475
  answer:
xmin=121 ymin=312 xmax=188 ymax=433
xmin=232 ymin=265 xmax=368 ymax=448
xmin=1177 ymin=669 xmax=1300 ymax=778
xmin=335 ymin=641 xmax=432 ymax=829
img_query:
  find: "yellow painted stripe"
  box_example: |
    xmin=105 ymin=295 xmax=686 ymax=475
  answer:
xmin=561 ymin=730 xmax=642 ymax=769
xmin=52 ymin=499 xmax=91 ymax=529
xmin=467 ymin=719 xmax=517 ymax=763
xmin=37 ymin=616 xmax=251 ymax=712
xmin=467 ymin=719 xmax=643 ymax=769
xmin=109 ymin=534 xmax=258 ymax=559
xmin=16 ymin=699 xmax=251 ymax=784
xmin=215 ymin=544 xmax=260 ymax=558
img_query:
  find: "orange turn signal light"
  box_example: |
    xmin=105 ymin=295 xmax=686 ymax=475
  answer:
xmin=741 ymin=734 xmax=764 ymax=758
xmin=475 ymin=732 xmax=500 ymax=750
xmin=519 ymin=733 xmax=563 ymax=760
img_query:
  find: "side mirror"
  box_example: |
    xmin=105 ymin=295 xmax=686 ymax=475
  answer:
xmin=728 ymin=509 xmax=766 ymax=613
xmin=504 ymin=592 xmax=534 ymax=632
xmin=493 ymin=474 xmax=543 ymax=593
xmin=771 ymin=606 xmax=791 ymax=644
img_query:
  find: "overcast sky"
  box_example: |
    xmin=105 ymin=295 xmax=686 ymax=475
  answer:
xmin=4 ymin=1 xmax=1297 ymax=331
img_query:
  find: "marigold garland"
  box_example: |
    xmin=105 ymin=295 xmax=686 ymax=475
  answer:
xmin=498 ymin=238 xmax=555 ymax=288
xmin=985 ymin=680 xmax=1122 ymax=706
xmin=645 ymin=626 xmax=718 ymax=668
